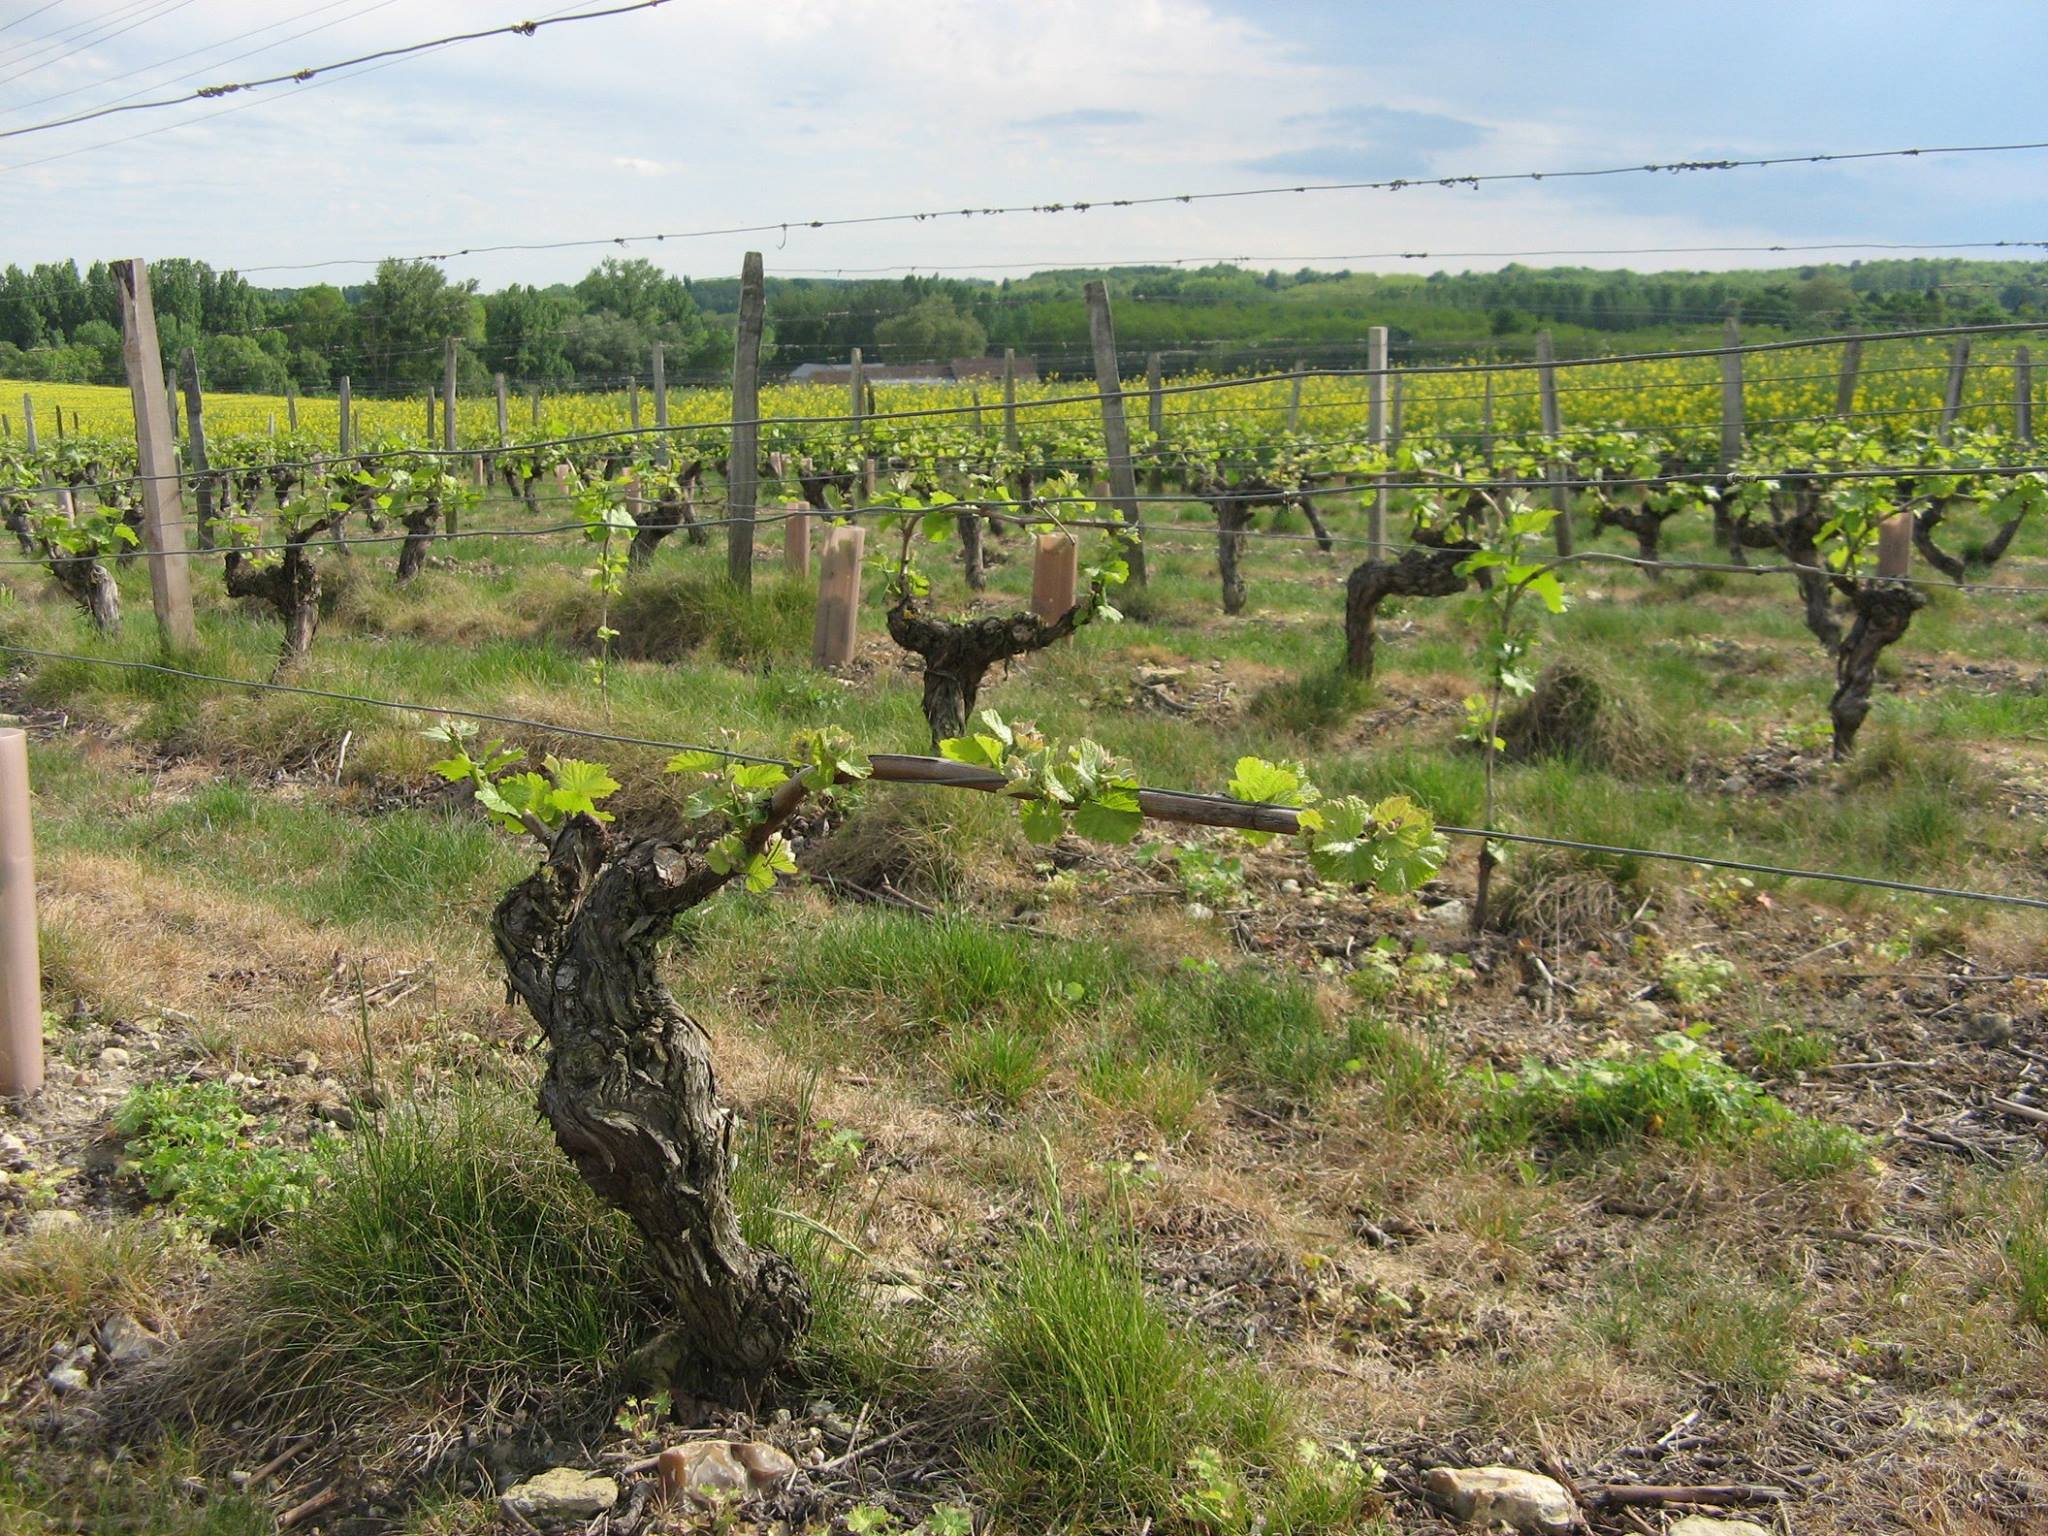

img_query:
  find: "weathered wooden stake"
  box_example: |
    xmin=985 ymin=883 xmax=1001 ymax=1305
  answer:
xmin=727 ymin=251 xmax=766 ymax=591
xmin=165 ymin=367 xmax=180 ymax=441
xmin=442 ymin=337 xmax=460 ymax=535
xmin=1367 ymin=326 xmax=1388 ymax=551
xmin=1535 ymin=329 xmax=1573 ymax=557
xmin=2015 ymin=346 xmax=2033 ymax=444
xmin=424 ymin=388 xmax=435 ymax=443
xmin=629 ymin=379 xmax=641 ymax=430
xmin=651 ymin=343 xmax=669 ymax=466
xmin=1030 ymin=533 xmax=1079 ymax=622
xmin=849 ymin=347 xmax=865 ymax=432
xmin=337 ymin=376 xmax=352 ymax=454
xmin=1083 ymin=279 xmax=1144 ymax=584
xmin=1001 ymin=347 xmax=1019 ymax=451
xmin=1718 ymin=315 xmax=1744 ymax=469
xmin=1481 ymin=373 xmax=1496 ymax=468
xmin=1939 ymin=338 xmax=1970 ymax=442
xmin=784 ymin=509 xmax=810 ymax=578
xmin=811 ymin=525 xmax=865 ymax=666
xmin=494 ymin=372 xmax=509 ymax=446
xmin=530 ymin=387 xmax=541 ymax=428
xmin=1877 ymin=511 xmax=1914 ymax=578
xmin=20 ymin=396 xmax=34 ymax=452
xmin=114 ymin=258 xmax=196 ymax=649
xmin=1286 ymin=361 xmax=1304 ymax=432
xmin=0 ymin=728 xmax=41 ymax=1098
xmin=286 ymin=384 xmax=298 ymax=432
xmin=179 ymin=347 xmax=213 ymax=551
xmin=1835 ymin=333 xmax=1862 ymax=417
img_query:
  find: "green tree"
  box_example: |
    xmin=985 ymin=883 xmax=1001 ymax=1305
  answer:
xmin=355 ymin=259 xmax=481 ymax=391
xmin=874 ymin=297 xmax=985 ymax=362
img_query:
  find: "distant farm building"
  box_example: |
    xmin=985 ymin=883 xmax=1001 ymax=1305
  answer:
xmin=786 ymin=357 xmax=1039 ymax=386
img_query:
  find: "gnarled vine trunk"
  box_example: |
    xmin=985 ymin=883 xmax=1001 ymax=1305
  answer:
xmin=628 ymin=463 xmax=705 ymax=568
xmin=1830 ymin=580 xmax=1926 ymax=759
xmin=1766 ymin=488 xmax=1842 ymax=651
xmin=1342 ymin=543 xmax=1473 ymax=678
xmin=45 ymin=551 xmax=120 ymax=634
xmin=887 ymin=598 xmax=1083 ymax=745
xmin=226 ymin=530 xmax=326 ymax=670
xmin=395 ymin=498 xmax=440 ymax=584
xmin=1593 ymin=499 xmax=1679 ymax=575
xmin=491 ymin=812 xmax=811 ymax=1394
xmin=3 ymin=496 xmax=32 ymax=556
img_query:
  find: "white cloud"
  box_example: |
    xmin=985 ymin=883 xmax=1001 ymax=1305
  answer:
xmin=0 ymin=0 xmax=2007 ymax=287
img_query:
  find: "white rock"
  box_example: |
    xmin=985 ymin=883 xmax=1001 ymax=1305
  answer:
xmin=96 ymin=1047 xmax=132 ymax=1070
xmin=658 ymin=1443 xmax=747 ymax=1500
xmin=98 ymin=1312 xmax=162 ymax=1368
xmin=1423 ymin=899 xmax=1469 ymax=929
xmin=0 ymin=1130 xmax=29 ymax=1168
xmin=26 ymin=1209 xmax=82 ymax=1237
xmin=731 ymin=1441 xmax=797 ymax=1489
xmin=45 ymin=1362 xmax=89 ymax=1394
xmin=1425 ymin=1465 xmax=1576 ymax=1535
xmin=499 ymin=1468 xmax=618 ymax=1528
xmin=1670 ymin=1520 xmax=1771 ymax=1536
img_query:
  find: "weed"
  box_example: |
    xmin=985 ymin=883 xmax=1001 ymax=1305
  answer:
xmin=1746 ymin=1021 xmax=1834 ymax=1076
xmin=1474 ymin=1030 xmax=1786 ymax=1153
xmin=1657 ymin=951 xmax=1739 ymax=1010
xmin=1344 ymin=937 xmax=1471 ymax=1007
xmin=111 ymin=1081 xmax=330 ymax=1242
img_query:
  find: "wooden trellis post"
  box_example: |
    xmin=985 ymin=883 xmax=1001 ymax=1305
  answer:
xmin=1367 ymin=326 xmax=1389 ymax=550
xmin=727 ymin=252 xmax=765 ymax=590
xmin=113 ymin=258 xmax=195 ymax=649
xmin=1535 ymin=329 xmax=1572 ymax=557
xmin=1084 ymin=279 xmax=1144 ymax=584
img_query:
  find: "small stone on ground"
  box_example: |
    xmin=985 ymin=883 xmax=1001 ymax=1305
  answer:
xmin=1424 ymin=1465 xmax=1576 ymax=1534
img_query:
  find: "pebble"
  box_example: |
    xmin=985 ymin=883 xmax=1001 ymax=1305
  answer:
xmin=96 ymin=1046 xmax=132 ymax=1071
xmin=1424 ymin=1465 xmax=1575 ymax=1535
xmin=98 ymin=1312 xmax=162 ymax=1368
xmin=45 ymin=1362 xmax=90 ymax=1395
xmin=282 ymin=1051 xmax=320 ymax=1077
xmin=657 ymin=1441 xmax=797 ymax=1503
xmin=26 ymin=1208 xmax=82 ymax=1237
xmin=1669 ymin=1521 xmax=1771 ymax=1536
xmin=1423 ymin=898 xmax=1469 ymax=929
xmin=499 ymin=1468 xmax=618 ymax=1528
xmin=0 ymin=1130 xmax=28 ymax=1169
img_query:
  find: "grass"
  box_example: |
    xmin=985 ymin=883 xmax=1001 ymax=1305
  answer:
xmin=0 ymin=1437 xmax=270 ymax=1536
xmin=168 ymin=1085 xmax=649 ymax=1447
xmin=1593 ymin=1252 xmax=1799 ymax=1393
xmin=0 ymin=1219 xmax=193 ymax=1376
xmin=975 ymin=1206 xmax=1375 ymax=1534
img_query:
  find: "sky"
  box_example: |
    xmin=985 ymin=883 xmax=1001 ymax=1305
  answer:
xmin=0 ymin=0 xmax=2044 ymax=291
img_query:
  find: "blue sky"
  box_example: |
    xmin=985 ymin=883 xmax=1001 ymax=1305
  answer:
xmin=0 ymin=0 xmax=2042 ymax=289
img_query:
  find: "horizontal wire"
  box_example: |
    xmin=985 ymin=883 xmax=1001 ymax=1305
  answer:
xmin=3 ymin=642 xmax=2041 ymax=912
xmin=230 ymin=140 xmax=2048 ymax=274
xmin=0 ymin=0 xmax=673 ymax=141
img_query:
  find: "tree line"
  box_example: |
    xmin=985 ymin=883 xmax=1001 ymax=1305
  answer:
xmin=1 ymin=252 xmax=2039 ymax=394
